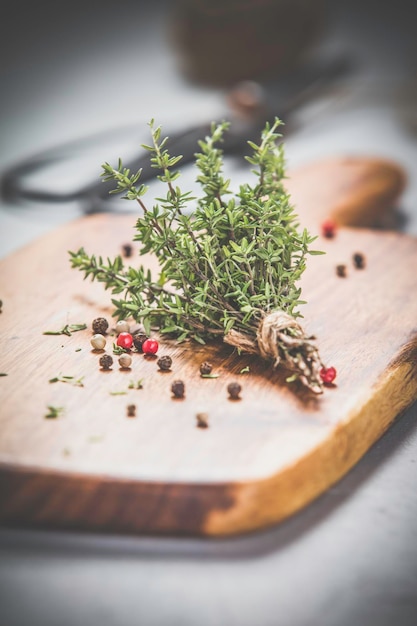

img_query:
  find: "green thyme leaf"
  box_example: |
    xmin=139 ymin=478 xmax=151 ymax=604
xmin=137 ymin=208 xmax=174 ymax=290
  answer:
xmin=112 ymin=343 xmax=128 ymax=355
xmin=43 ymin=323 xmax=87 ymax=336
xmin=45 ymin=405 xmax=64 ymax=419
xmin=49 ymin=374 xmax=84 ymax=387
xmin=128 ymin=379 xmax=144 ymax=390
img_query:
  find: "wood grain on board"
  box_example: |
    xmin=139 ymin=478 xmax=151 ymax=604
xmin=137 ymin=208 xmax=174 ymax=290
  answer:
xmin=286 ymin=155 xmax=406 ymax=230
xmin=0 ymin=156 xmax=416 ymax=537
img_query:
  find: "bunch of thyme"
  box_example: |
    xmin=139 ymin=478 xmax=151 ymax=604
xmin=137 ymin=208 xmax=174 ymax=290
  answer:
xmin=70 ymin=118 xmax=326 ymax=392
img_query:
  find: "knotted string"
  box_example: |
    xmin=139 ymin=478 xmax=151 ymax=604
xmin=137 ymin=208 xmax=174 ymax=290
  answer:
xmin=224 ymin=310 xmax=324 ymax=393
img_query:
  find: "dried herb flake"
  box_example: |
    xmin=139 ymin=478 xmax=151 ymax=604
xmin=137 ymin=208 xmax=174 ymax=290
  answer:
xmin=45 ymin=406 xmax=64 ymax=419
xmin=49 ymin=374 xmax=84 ymax=387
xmin=43 ymin=323 xmax=87 ymax=336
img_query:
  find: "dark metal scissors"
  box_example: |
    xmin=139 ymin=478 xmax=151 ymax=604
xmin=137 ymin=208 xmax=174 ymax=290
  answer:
xmin=1 ymin=56 xmax=350 ymax=214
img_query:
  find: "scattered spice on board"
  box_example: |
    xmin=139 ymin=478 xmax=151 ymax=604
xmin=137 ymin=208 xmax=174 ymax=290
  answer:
xmin=49 ymin=374 xmax=84 ymax=387
xmin=115 ymin=320 xmax=130 ymax=334
xmin=99 ymin=354 xmax=113 ymax=370
xmin=353 ymin=252 xmax=366 ymax=269
xmin=127 ymin=404 xmax=136 ymax=417
xmin=196 ymin=412 xmax=209 ymax=429
xmin=75 ymin=348 xmax=82 ymax=352
xmin=142 ymin=338 xmax=159 ymax=355
xmin=109 ymin=390 xmax=127 ymax=396
xmin=239 ymin=366 xmax=250 ymax=374
xmin=227 ymin=381 xmax=242 ymax=400
xmin=113 ymin=343 xmax=129 ymax=355
xmin=0 ymin=373 xmax=8 ymax=377
xmin=45 ymin=405 xmax=64 ymax=419
xmin=0 ymin=299 xmax=3 ymax=313
xmin=128 ymin=379 xmax=144 ymax=390
xmin=336 ymin=264 xmax=347 ymax=278
xmin=117 ymin=332 xmax=133 ymax=349
xmin=321 ymin=220 xmax=337 ymax=239
xmin=171 ymin=380 xmax=185 ymax=398
xmin=157 ymin=355 xmax=172 ymax=371
xmin=201 ymin=373 xmax=220 ymax=378
xmin=320 ymin=366 xmax=337 ymax=384
xmin=132 ymin=332 xmax=148 ymax=352
xmin=200 ymin=362 xmax=213 ymax=376
xmin=92 ymin=317 xmax=109 ymax=335
xmin=43 ymin=323 xmax=87 ymax=336
xmin=118 ymin=353 xmax=132 ymax=369
xmin=91 ymin=334 xmax=106 ymax=350
xmin=70 ymin=118 xmax=335 ymax=393
xmin=122 ymin=243 xmax=133 ymax=258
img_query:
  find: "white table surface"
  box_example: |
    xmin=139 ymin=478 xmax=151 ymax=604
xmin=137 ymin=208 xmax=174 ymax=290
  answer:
xmin=1 ymin=1 xmax=416 ymax=625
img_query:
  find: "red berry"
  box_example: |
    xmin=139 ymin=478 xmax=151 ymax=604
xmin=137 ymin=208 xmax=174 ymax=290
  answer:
xmin=320 ymin=366 xmax=337 ymax=384
xmin=142 ymin=338 xmax=159 ymax=355
xmin=321 ymin=220 xmax=337 ymax=238
xmin=116 ymin=332 xmax=133 ymax=349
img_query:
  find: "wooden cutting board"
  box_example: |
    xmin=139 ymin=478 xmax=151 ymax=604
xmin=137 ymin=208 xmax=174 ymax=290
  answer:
xmin=0 ymin=156 xmax=416 ymax=537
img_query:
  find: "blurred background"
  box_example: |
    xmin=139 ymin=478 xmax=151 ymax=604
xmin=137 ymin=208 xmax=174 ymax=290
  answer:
xmin=0 ymin=1 xmax=417 ymax=625
xmin=1 ymin=0 xmax=417 ymax=253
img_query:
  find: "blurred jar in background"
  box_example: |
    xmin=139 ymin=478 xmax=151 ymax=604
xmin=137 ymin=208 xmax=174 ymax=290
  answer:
xmin=170 ymin=0 xmax=327 ymax=86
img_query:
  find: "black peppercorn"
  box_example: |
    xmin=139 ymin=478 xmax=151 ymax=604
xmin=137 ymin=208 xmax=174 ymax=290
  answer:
xmin=122 ymin=243 xmax=133 ymax=258
xmin=227 ymin=381 xmax=241 ymax=399
xmin=157 ymin=355 xmax=172 ymax=371
xmin=99 ymin=354 xmax=113 ymax=370
xmin=353 ymin=252 xmax=365 ymax=269
xmin=171 ymin=380 xmax=185 ymax=398
xmin=92 ymin=317 xmax=109 ymax=335
xmin=127 ymin=404 xmax=136 ymax=417
xmin=196 ymin=412 xmax=209 ymax=429
xmin=132 ymin=332 xmax=148 ymax=352
xmin=200 ymin=361 xmax=213 ymax=376
xmin=336 ymin=264 xmax=347 ymax=278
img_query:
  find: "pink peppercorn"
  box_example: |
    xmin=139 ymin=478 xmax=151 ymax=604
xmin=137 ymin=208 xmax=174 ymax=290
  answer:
xmin=142 ymin=338 xmax=159 ymax=355
xmin=320 ymin=366 xmax=337 ymax=384
xmin=116 ymin=332 xmax=133 ymax=349
xmin=321 ymin=220 xmax=337 ymax=239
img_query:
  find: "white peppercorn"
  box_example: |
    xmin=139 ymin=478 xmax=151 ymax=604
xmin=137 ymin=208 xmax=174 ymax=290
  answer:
xmin=90 ymin=334 xmax=106 ymax=350
xmin=118 ymin=353 xmax=132 ymax=369
xmin=116 ymin=320 xmax=130 ymax=334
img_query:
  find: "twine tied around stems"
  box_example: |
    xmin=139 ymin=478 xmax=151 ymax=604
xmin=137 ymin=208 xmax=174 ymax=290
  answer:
xmin=224 ymin=310 xmax=324 ymax=393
